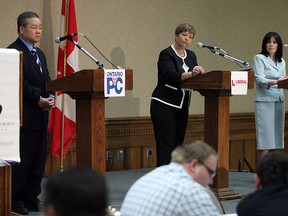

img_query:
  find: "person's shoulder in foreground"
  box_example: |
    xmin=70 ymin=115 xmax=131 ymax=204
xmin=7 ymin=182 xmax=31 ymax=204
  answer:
xmin=237 ymin=151 xmax=288 ymax=216
xmin=121 ymin=140 xmax=221 ymax=216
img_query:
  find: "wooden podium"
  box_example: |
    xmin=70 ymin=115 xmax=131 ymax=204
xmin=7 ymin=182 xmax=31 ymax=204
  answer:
xmin=46 ymin=69 xmax=133 ymax=175
xmin=0 ymin=165 xmax=11 ymax=216
xmin=277 ymin=79 xmax=288 ymax=88
xmin=181 ymin=70 xmax=254 ymax=200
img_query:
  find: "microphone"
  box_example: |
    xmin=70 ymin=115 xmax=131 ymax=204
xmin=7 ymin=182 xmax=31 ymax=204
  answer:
xmin=55 ymin=33 xmax=78 ymax=43
xmin=197 ymin=42 xmax=219 ymax=50
xmin=284 ymin=44 xmax=288 ymax=49
xmin=80 ymin=33 xmax=122 ymax=69
xmin=211 ymin=50 xmax=250 ymax=68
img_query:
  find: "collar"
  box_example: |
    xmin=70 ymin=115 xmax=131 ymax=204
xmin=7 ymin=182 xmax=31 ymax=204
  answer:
xmin=171 ymin=44 xmax=187 ymax=59
xmin=18 ymin=36 xmax=35 ymax=52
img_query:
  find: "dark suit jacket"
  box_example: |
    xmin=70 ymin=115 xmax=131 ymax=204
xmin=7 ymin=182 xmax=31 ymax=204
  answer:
xmin=237 ymin=184 xmax=288 ymax=216
xmin=151 ymin=46 xmax=197 ymax=108
xmin=8 ymin=38 xmax=51 ymax=130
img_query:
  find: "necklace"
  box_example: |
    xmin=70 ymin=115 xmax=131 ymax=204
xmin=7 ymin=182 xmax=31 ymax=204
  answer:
xmin=171 ymin=44 xmax=187 ymax=59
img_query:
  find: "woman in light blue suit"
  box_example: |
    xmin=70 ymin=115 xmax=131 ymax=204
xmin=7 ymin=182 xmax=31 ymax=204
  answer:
xmin=254 ymin=32 xmax=288 ymax=162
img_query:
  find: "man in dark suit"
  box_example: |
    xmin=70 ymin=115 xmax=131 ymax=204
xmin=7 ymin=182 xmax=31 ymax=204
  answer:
xmin=237 ymin=152 xmax=288 ymax=216
xmin=8 ymin=11 xmax=54 ymax=215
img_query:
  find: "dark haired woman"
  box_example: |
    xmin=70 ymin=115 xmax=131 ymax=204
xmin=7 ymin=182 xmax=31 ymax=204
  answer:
xmin=253 ymin=31 xmax=288 ymax=162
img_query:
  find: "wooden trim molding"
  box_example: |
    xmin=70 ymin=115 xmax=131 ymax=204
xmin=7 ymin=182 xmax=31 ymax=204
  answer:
xmin=45 ymin=113 xmax=288 ymax=175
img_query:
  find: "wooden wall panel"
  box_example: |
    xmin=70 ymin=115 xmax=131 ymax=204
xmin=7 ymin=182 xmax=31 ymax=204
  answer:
xmin=243 ymin=140 xmax=257 ymax=171
xmin=45 ymin=113 xmax=288 ymax=176
xmin=125 ymin=147 xmax=141 ymax=170
xmin=45 ymin=136 xmax=77 ymax=175
xmin=229 ymin=140 xmax=243 ymax=170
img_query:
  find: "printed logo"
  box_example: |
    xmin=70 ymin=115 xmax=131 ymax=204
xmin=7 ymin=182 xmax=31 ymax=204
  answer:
xmin=104 ymin=69 xmax=125 ymax=97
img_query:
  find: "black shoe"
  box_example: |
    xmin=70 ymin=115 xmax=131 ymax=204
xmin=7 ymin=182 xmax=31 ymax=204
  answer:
xmin=12 ymin=200 xmax=29 ymax=215
xmin=25 ymin=198 xmax=43 ymax=212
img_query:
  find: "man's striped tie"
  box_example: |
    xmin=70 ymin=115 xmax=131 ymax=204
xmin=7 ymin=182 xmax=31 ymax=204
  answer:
xmin=31 ymin=46 xmax=42 ymax=72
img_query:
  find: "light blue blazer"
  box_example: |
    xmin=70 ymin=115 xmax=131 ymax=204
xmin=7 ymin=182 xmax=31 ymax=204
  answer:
xmin=253 ymin=54 xmax=286 ymax=102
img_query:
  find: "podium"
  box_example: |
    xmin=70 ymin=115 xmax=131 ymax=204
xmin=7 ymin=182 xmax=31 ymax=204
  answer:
xmin=0 ymin=165 xmax=11 ymax=216
xmin=277 ymin=79 xmax=288 ymax=88
xmin=46 ymin=69 xmax=133 ymax=175
xmin=181 ymin=70 xmax=254 ymax=200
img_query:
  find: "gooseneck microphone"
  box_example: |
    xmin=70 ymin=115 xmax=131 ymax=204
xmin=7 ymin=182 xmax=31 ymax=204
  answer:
xmin=197 ymin=42 xmax=219 ymax=50
xmin=55 ymin=33 xmax=78 ymax=43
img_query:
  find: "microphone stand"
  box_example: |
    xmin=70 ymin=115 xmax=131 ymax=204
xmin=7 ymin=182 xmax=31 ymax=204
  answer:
xmin=210 ymin=49 xmax=250 ymax=68
xmin=69 ymin=38 xmax=104 ymax=69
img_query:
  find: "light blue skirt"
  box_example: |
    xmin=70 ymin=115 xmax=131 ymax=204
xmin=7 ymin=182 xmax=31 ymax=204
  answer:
xmin=255 ymin=101 xmax=285 ymax=150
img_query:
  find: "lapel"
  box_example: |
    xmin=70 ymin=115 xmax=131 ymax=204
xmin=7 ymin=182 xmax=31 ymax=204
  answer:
xmin=16 ymin=38 xmax=45 ymax=80
xmin=265 ymin=56 xmax=279 ymax=71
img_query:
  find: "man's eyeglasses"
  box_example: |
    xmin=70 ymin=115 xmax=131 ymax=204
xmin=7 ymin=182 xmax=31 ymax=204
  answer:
xmin=198 ymin=160 xmax=217 ymax=178
xmin=25 ymin=25 xmax=43 ymax=31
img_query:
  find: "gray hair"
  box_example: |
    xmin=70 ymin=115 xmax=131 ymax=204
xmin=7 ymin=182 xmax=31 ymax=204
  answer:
xmin=17 ymin=11 xmax=39 ymax=33
xmin=171 ymin=140 xmax=217 ymax=164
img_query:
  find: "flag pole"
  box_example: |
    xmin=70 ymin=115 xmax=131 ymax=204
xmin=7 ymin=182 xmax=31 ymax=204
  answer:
xmin=60 ymin=73 xmax=66 ymax=171
xmin=59 ymin=0 xmax=69 ymax=172
xmin=49 ymin=0 xmax=77 ymax=165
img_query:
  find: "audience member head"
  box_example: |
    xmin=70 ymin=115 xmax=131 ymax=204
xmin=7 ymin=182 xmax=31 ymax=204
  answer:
xmin=43 ymin=166 xmax=107 ymax=216
xmin=256 ymin=151 xmax=288 ymax=189
xmin=171 ymin=140 xmax=218 ymax=187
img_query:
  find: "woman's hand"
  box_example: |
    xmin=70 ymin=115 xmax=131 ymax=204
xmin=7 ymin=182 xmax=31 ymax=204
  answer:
xmin=191 ymin=66 xmax=205 ymax=77
xmin=181 ymin=66 xmax=205 ymax=81
xmin=278 ymin=76 xmax=288 ymax=81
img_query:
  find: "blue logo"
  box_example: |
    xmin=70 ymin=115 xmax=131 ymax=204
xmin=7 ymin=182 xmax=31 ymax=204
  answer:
xmin=105 ymin=70 xmax=125 ymax=97
xmin=106 ymin=76 xmax=123 ymax=94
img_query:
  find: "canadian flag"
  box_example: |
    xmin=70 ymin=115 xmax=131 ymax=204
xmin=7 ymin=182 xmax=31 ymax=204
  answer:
xmin=48 ymin=0 xmax=78 ymax=158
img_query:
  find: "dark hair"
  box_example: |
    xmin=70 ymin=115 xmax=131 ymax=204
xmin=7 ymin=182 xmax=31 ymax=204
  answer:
xmin=260 ymin=31 xmax=283 ymax=62
xmin=257 ymin=152 xmax=288 ymax=187
xmin=44 ymin=166 xmax=107 ymax=216
xmin=17 ymin=11 xmax=39 ymax=33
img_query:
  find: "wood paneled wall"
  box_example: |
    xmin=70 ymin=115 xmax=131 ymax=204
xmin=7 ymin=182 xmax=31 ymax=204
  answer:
xmin=45 ymin=113 xmax=288 ymax=176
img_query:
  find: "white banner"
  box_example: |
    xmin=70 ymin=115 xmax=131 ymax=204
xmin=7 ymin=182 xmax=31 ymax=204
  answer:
xmin=231 ymin=71 xmax=248 ymax=95
xmin=104 ymin=69 xmax=125 ymax=97
xmin=0 ymin=48 xmax=20 ymax=164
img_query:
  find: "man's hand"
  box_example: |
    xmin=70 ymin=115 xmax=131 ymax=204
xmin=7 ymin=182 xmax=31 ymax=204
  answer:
xmin=38 ymin=97 xmax=55 ymax=111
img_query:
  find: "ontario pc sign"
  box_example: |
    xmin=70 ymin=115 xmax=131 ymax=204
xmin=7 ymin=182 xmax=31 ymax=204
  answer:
xmin=104 ymin=69 xmax=125 ymax=97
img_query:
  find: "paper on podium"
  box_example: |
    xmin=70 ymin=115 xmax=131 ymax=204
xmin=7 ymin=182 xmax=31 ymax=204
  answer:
xmin=231 ymin=71 xmax=248 ymax=95
xmin=0 ymin=48 xmax=20 ymax=163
